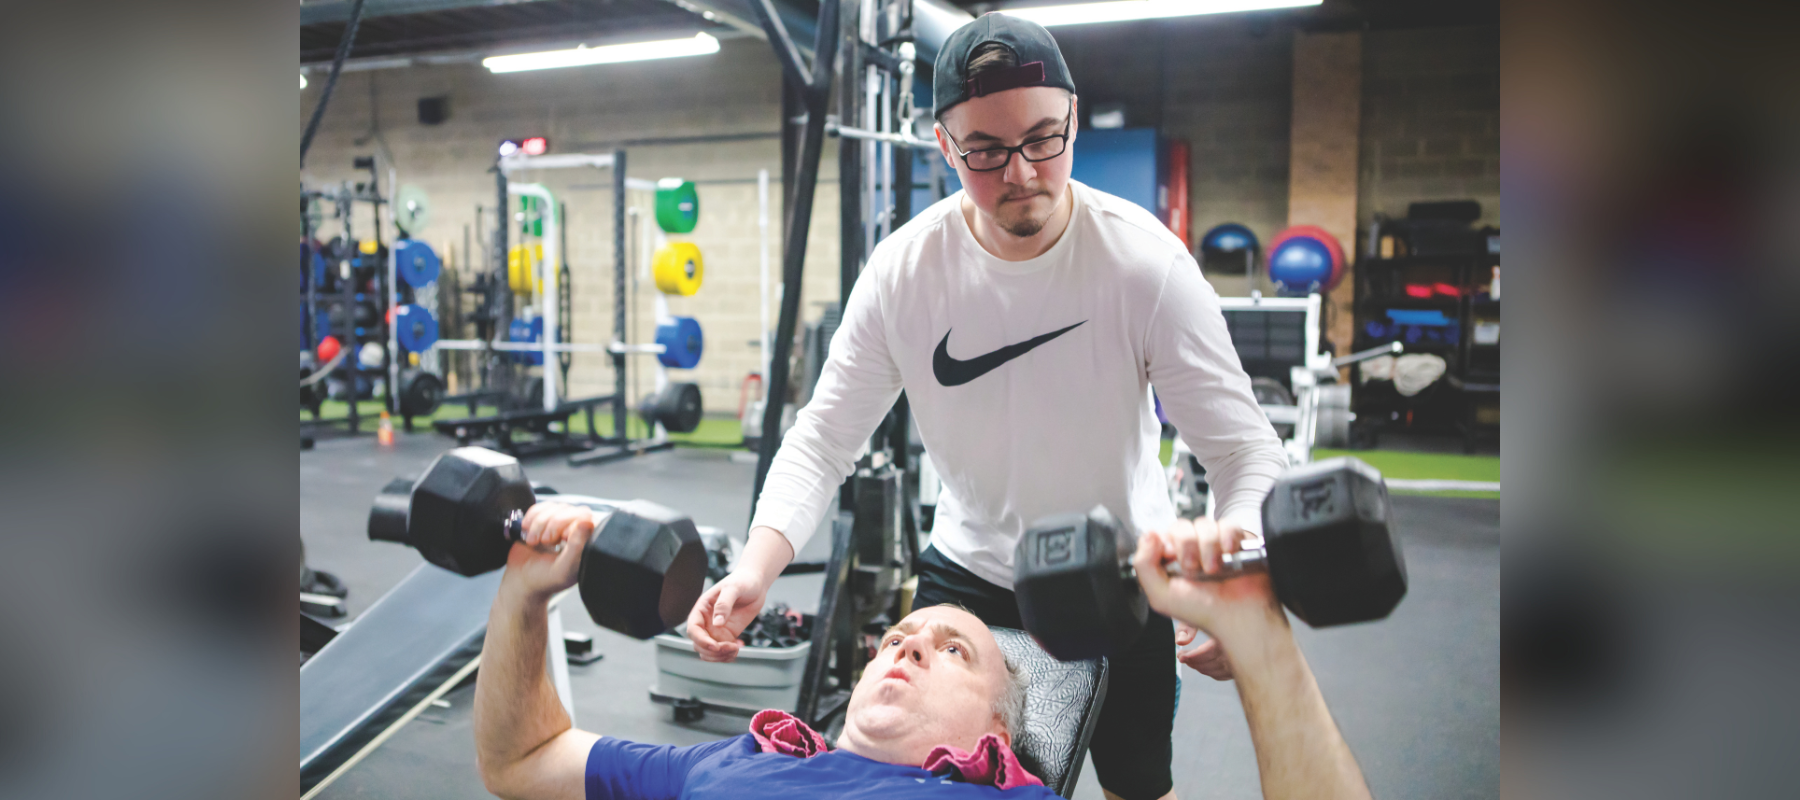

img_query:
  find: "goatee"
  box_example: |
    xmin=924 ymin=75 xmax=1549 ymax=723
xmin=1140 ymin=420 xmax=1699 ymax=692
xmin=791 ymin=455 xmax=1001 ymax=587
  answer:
xmin=1001 ymin=216 xmax=1046 ymax=237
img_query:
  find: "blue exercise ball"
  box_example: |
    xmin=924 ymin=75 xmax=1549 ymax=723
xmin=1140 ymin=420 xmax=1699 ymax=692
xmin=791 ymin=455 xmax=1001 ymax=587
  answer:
xmin=1200 ymin=223 xmax=1259 ymax=255
xmin=1198 ymin=223 xmax=1259 ymax=272
xmin=1268 ymin=236 xmax=1335 ymax=296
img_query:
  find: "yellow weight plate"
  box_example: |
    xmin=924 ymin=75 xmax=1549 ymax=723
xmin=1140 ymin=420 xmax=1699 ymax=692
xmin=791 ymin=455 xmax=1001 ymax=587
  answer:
xmin=507 ymin=243 xmax=544 ymax=295
xmin=653 ymin=242 xmax=704 ymax=296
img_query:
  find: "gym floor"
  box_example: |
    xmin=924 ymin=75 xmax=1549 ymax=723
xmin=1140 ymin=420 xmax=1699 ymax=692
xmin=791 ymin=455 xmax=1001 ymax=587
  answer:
xmin=303 ymin=432 xmax=1497 ymax=799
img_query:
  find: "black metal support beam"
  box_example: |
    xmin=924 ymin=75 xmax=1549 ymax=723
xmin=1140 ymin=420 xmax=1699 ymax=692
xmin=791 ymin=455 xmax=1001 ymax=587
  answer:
xmin=796 ymin=511 xmax=854 ymax=723
xmin=490 ymin=164 xmax=510 ymax=401
xmin=838 ymin=0 xmax=864 ymax=309
xmin=612 ymin=149 xmax=629 ymax=440
xmin=836 ymin=0 xmax=863 ymax=513
xmin=781 ymin=78 xmax=802 ymax=243
xmin=749 ymin=0 xmax=841 ymax=523
xmin=300 ymin=0 xmax=368 ymax=167
xmin=749 ymin=0 xmax=815 ymax=93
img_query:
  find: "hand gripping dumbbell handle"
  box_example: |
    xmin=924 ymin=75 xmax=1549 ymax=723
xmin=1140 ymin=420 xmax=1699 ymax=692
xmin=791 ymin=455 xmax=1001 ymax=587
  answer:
xmin=502 ymin=508 xmax=613 ymax=553
xmin=1125 ymin=546 xmax=1270 ymax=582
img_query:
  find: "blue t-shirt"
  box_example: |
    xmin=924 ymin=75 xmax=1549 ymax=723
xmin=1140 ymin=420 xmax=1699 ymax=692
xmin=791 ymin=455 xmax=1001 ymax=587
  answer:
xmin=585 ymin=734 xmax=1064 ymax=800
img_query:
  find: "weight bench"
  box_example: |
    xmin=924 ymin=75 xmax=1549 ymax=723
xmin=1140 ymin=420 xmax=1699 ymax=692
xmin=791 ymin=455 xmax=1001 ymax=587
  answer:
xmin=299 ymin=564 xmax=583 ymax=799
xmin=991 ymin=627 xmax=1109 ymax=798
xmin=432 ymin=394 xmax=619 ymax=458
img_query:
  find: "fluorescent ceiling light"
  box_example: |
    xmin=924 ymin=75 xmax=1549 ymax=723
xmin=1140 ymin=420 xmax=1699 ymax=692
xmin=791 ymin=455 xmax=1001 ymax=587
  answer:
xmin=301 ymin=73 xmax=308 ymax=89
xmin=483 ymin=33 xmax=720 ymax=73
xmin=1002 ymin=0 xmax=1320 ymax=27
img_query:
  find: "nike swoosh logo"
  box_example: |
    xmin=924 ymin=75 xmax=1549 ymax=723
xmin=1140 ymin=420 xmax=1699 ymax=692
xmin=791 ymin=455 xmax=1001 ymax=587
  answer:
xmin=933 ymin=321 xmax=1086 ymax=387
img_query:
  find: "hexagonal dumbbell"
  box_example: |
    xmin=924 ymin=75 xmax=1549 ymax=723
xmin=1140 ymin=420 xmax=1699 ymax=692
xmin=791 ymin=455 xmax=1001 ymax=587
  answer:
xmin=1014 ymin=456 xmax=1407 ymax=661
xmin=367 ymin=446 xmax=707 ymax=639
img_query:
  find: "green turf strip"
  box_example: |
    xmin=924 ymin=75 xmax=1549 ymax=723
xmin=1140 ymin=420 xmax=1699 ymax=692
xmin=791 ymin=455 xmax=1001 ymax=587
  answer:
xmin=1311 ymin=448 xmax=1499 ymax=484
xmin=1158 ymin=440 xmax=1497 ymax=497
xmin=306 ymin=405 xmax=1496 ymax=495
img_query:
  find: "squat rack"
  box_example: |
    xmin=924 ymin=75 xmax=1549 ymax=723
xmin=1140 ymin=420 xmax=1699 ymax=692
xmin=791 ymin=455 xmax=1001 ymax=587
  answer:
xmin=428 ymin=150 xmax=669 ymax=457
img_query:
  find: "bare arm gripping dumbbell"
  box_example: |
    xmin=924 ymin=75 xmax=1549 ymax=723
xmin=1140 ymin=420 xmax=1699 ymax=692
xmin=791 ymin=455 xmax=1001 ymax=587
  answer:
xmin=1144 ymin=517 xmax=1254 ymax=680
xmin=1134 ymin=526 xmax=1374 ymax=800
xmin=473 ymin=503 xmax=603 ymax=800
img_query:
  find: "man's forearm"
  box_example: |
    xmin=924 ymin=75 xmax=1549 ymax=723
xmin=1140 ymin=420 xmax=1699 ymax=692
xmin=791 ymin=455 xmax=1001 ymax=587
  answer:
xmin=739 ymin=526 xmax=797 ymax=585
xmin=1200 ymin=442 xmax=1288 ymax=536
xmin=473 ymin=580 xmax=571 ymax=785
xmin=1227 ymin=618 xmax=1373 ymax=800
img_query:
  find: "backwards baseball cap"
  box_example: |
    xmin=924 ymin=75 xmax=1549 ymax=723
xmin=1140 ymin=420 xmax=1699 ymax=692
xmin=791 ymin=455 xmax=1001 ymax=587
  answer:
xmin=932 ymin=12 xmax=1077 ymax=119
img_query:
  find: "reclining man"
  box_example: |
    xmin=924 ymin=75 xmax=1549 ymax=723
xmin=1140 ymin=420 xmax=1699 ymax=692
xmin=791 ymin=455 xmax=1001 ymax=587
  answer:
xmin=473 ymin=503 xmax=1373 ymax=800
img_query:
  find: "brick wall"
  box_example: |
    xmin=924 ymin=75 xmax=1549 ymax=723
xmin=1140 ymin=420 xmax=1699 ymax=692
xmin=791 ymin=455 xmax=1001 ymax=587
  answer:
xmin=1358 ymin=25 xmax=1502 ymax=231
xmin=300 ymin=37 xmax=843 ymax=415
xmin=1054 ymin=19 xmax=1498 ymax=286
xmin=1055 ymin=17 xmax=1293 ymax=296
xmin=1288 ymin=30 xmax=1363 ymax=358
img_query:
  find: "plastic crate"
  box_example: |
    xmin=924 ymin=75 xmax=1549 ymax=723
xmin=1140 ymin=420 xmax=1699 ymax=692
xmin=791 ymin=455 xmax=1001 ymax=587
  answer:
xmin=651 ymin=627 xmax=811 ymax=713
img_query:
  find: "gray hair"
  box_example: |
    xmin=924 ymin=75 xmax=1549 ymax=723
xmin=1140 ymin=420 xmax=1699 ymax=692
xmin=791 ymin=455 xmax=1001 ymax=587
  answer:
xmin=918 ymin=602 xmax=1030 ymax=738
xmin=995 ymin=651 xmax=1030 ymax=740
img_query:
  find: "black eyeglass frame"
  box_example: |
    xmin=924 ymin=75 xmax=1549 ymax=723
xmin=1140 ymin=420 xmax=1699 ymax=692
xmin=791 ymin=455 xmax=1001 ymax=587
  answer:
xmin=941 ymin=98 xmax=1075 ymax=173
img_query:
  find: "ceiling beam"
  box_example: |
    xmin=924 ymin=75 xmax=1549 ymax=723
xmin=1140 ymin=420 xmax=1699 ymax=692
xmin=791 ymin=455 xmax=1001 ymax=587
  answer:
xmin=300 ymin=0 xmax=541 ymax=27
xmin=301 ymin=0 xmax=819 ymax=57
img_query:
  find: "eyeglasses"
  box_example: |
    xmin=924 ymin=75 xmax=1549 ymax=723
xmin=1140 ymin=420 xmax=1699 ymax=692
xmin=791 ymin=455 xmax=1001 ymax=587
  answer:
xmin=943 ymin=99 xmax=1074 ymax=172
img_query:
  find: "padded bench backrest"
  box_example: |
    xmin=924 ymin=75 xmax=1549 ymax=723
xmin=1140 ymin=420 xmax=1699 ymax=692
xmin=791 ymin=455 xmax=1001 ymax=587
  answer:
xmin=990 ymin=627 xmax=1109 ymax=798
xmin=1223 ymin=307 xmax=1310 ymax=388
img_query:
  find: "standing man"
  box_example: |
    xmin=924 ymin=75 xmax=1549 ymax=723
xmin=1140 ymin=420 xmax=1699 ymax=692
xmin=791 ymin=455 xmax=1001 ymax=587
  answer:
xmin=688 ymin=12 xmax=1289 ymax=800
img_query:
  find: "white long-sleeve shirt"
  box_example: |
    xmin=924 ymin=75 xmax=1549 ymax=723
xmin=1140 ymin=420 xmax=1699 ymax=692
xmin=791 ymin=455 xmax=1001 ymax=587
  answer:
xmin=751 ymin=181 xmax=1288 ymax=589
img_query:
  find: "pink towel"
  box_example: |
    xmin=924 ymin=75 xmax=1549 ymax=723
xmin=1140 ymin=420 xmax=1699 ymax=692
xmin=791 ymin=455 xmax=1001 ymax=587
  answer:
xmin=748 ymin=710 xmax=1043 ymax=790
xmin=922 ymin=734 xmax=1045 ymax=790
xmin=749 ymin=709 xmax=830 ymax=758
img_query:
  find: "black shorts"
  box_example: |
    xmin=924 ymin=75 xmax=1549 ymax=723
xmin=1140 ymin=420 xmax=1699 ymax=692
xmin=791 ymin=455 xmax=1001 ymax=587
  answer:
xmin=914 ymin=546 xmax=1176 ymax=800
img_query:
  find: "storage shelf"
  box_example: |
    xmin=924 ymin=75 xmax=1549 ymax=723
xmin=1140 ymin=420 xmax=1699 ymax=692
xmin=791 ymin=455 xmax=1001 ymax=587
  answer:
xmin=1355 ymin=339 xmax=1459 ymax=353
xmin=1353 ymin=238 xmax=1499 ymax=452
xmin=1358 ymin=253 xmax=1500 ymax=269
xmin=1360 ymin=297 xmax=1465 ymax=311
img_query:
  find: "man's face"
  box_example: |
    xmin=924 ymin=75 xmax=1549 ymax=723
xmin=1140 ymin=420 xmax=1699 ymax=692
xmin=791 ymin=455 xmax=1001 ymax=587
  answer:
xmin=936 ymin=86 xmax=1077 ymax=239
xmin=844 ymin=605 xmax=1013 ymax=747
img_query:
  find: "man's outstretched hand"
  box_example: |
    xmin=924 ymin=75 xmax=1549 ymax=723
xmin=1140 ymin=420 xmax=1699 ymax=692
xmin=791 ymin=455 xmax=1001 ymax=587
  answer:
xmin=685 ymin=571 xmax=768 ymax=662
xmin=684 ymin=525 xmax=795 ymax=663
xmin=1176 ymin=625 xmax=1234 ymax=681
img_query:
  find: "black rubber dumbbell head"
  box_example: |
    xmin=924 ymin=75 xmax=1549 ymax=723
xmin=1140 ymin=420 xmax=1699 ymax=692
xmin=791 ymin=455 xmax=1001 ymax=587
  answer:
xmin=578 ymin=499 xmax=707 ymax=639
xmin=369 ymin=446 xmax=536 ymax=577
xmin=1013 ymin=505 xmax=1146 ymax=661
xmin=1262 ymin=456 xmax=1407 ymax=627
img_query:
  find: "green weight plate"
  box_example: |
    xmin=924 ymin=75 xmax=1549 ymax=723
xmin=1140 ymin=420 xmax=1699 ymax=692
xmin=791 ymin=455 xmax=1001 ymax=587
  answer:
xmin=654 ymin=179 xmax=699 ymax=234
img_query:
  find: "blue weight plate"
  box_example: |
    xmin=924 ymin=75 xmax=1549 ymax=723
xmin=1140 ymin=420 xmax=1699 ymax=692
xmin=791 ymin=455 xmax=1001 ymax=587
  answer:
xmin=395 ymin=304 xmax=439 ymax=352
xmin=396 ymin=239 xmax=441 ymax=288
xmin=654 ymin=316 xmax=704 ymax=369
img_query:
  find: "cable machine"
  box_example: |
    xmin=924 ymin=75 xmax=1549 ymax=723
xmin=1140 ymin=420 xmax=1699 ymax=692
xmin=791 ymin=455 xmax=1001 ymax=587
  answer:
xmin=733 ymin=0 xmax=973 ymax=734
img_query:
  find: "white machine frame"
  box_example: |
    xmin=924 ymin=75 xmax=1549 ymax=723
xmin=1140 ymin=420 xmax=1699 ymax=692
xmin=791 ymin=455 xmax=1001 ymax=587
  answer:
xmin=1170 ymin=293 xmax=1401 ymax=518
xmin=428 ymin=153 xmax=636 ymax=412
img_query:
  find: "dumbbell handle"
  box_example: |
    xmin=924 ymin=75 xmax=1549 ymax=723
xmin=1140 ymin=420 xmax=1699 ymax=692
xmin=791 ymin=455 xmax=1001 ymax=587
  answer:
xmin=1127 ymin=546 xmax=1269 ymax=582
xmin=503 ymin=508 xmax=613 ymax=553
